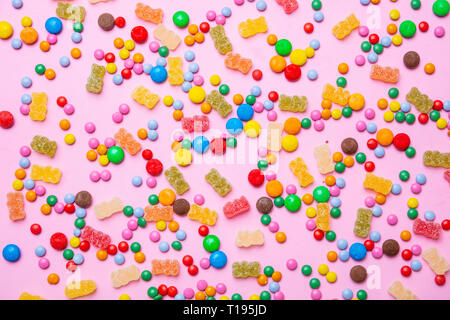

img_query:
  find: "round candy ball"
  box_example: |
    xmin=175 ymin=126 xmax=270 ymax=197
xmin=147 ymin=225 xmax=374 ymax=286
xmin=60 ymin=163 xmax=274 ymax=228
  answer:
xmin=107 ymin=146 xmax=124 ymax=164
xmin=173 ymin=11 xmax=190 ymax=28
xmin=45 ymin=17 xmax=63 ymax=34
xmin=209 ymin=250 xmax=227 ymax=269
xmin=313 ymin=186 xmax=331 ymax=203
xmin=2 ymin=244 xmax=21 ymax=262
xmin=150 ymin=65 xmax=167 ymax=83
xmin=203 ymin=235 xmax=220 ymax=252
xmin=349 ymin=243 xmax=367 ymax=261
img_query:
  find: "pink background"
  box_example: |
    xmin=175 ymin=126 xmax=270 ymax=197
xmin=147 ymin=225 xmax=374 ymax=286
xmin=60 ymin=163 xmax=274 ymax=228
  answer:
xmin=0 ymin=0 xmax=449 ymax=300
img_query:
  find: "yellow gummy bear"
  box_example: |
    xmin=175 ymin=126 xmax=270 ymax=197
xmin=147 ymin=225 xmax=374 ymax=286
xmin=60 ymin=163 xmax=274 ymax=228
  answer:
xmin=167 ymin=57 xmax=183 ymax=86
xmin=188 ymin=204 xmax=217 ymax=226
xmin=238 ymin=16 xmax=268 ymax=38
xmin=19 ymin=292 xmax=45 ymax=300
xmin=322 ymin=83 xmax=350 ymax=106
xmin=332 ymin=14 xmax=360 ymax=40
xmin=30 ymin=164 xmax=62 ymax=184
xmin=289 ymin=157 xmax=314 ymax=187
xmin=65 ymin=280 xmax=96 ymax=299
xmin=363 ymin=173 xmax=392 ymax=195
xmin=131 ymin=85 xmax=159 ymax=109
xmin=316 ymin=203 xmax=330 ymax=231
xmin=29 ymin=92 xmax=47 ymax=121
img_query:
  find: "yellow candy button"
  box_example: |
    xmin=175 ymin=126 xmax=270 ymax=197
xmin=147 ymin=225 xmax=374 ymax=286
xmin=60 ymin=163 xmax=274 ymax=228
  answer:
xmin=188 ymin=86 xmax=206 ymax=104
xmin=0 ymin=21 xmax=13 ymax=39
xmin=281 ymin=135 xmax=298 ymax=152
xmin=244 ymin=120 xmax=261 ymax=138
xmin=290 ymin=49 xmax=307 ymax=66
xmin=175 ymin=149 xmax=192 ymax=166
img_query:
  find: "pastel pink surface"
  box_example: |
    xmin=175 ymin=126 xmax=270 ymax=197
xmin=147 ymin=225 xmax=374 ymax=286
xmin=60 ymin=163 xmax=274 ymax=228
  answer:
xmin=0 ymin=0 xmax=449 ymax=300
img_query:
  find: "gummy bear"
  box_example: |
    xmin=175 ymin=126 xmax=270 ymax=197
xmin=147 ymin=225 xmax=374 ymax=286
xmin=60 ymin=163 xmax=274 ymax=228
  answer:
xmin=30 ymin=135 xmax=57 ymax=158
xmin=30 ymin=164 xmax=61 ymax=184
xmin=114 ymin=128 xmax=142 ymax=155
xmin=422 ymin=248 xmax=450 ymax=275
xmin=332 ymin=14 xmax=360 ymax=40
xmin=413 ymin=218 xmax=441 ymax=240
xmin=181 ymin=115 xmax=210 ymax=133
xmin=94 ymin=197 xmax=124 ymax=220
xmin=7 ymin=192 xmax=26 ymax=221
xmin=19 ymin=292 xmax=45 ymax=300
xmin=135 ymin=2 xmax=163 ymax=24
xmin=370 ymin=64 xmax=400 ymax=84
xmin=224 ymin=52 xmax=253 ymax=74
xmin=110 ymin=265 xmax=140 ymax=288
xmin=164 ymin=166 xmax=190 ymax=195
xmin=322 ymin=83 xmax=350 ymax=106
xmin=363 ymin=173 xmax=392 ymax=195
xmin=56 ymin=2 xmax=86 ymax=22
xmin=223 ymin=196 xmax=250 ymax=218
xmin=423 ymin=151 xmax=450 ymax=168
xmin=131 ymin=85 xmax=159 ymax=110
xmin=188 ymin=204 xmax=218 ymax=226
xmin=238 ymin=17 xmax=268 ymax=38
xmin=275 ymin=0 xmax=298 ymax=14
xmin=143 ymin=205 xmax=174 ymax=222
xmin=235 ymin=230 xmax=264 ymax=248
xmin=232 ymin=261 xmax=261 ymax=278
xmin=388 ymin=281 xmax=418 ymax=300
xmin=267 ymin=122 xmax=283 ymax=152
xmin=210 ymin=25 xmax=232 ymax=55
xmin=314 ymin=144 xmax=334 ymax=175
xmin=167 ymin=57 xmax=183 ymax=85
xmin=316 ymin=203 xmax=330 ymax=232
xmin=65 ymin=280 xmax=96 ymax=299
xmin=354 ymin=208 xmax=372 ymax=238
xmin=289 ymin=157 xmax=314 ymax=187
xmin=406 ymin=87 xmax=434 ymax=114
xmin=205 ymin=168 xmax=232 ymax=197
xmin=86 ymin=64 xmax=105 ymax=94
xmin=153 ymin=24 xmax=181 ymax=50
xmin=151 ymin=259 xmax=179 ymax=276
xmin=29 ymin=92 xmax=47 ymax=121
xmin=206 ymin=90 xmax=232 ymax=117
xmin=80 ymin=226 xmax=111 ymax=249
xmin=278 ymin=94 xmax=308 ymax=113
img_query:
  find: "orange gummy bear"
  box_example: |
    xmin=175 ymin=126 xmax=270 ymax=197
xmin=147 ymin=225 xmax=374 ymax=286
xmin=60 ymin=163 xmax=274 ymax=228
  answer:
xmin=370 ymin=64 xmax=399 ymax=83
xmin=7 ymin=192 xmax=26 ymax=221
xmin=114 ymin=128 xmax=142 ymax=156
xmin=224 ymin=52 xmax=253 ymax=74
xmin=144 ymin=205 xmax=174 ymax=222
xmin=151 ymin=259 xmax=179 ymax=276
xmin=135 ymin=3 xmax=163 ymax=24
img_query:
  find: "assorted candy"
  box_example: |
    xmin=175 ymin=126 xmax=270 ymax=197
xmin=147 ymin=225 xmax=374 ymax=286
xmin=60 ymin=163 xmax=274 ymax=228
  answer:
xmin=0 ymin=0 xmax=449 ymax=302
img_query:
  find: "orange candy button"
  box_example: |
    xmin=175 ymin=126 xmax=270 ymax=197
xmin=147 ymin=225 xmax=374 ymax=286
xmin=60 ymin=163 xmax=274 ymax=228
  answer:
xmin=266 ymin=180 xmax=283 ymax=198
xmin=284 ymin=117 xmax=301 ymax=135
xmin=159 ymin=188 xmax=176 ymax=206
xmin=376 ymin=128 xmax=394 ymax=146
xmin=20 ymin=27 xmax=38 ymax=44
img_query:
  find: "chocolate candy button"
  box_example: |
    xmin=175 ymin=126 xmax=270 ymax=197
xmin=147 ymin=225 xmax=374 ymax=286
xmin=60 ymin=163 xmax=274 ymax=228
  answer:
xmin=350 ymin=265 xmax=367 ymax=283
xmin=75 ymin=191 xmax=92 ymax=208
xmin=341 ymin=137 xmax=358 ymax=155
xmin=256 ymin=197 xmax=273 ymax=214
xmin=98 ymin=13 xmax=115 ymax=31
xmin=173 ymin=198 xmax=190 ymax=216
xmin=382 ymin=239 xmax=400 ymax=257
xmin=403 ymin=51 xmax=420 ymax=69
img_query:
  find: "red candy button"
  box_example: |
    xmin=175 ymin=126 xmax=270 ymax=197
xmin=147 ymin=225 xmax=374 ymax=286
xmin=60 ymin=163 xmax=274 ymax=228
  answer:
xmin=0 ymin=111 xmax=14 ymax=129
xmin=199 ymin=22 xmax=210 ymax=33
xmin=210 ymin=138 xmax=226 ymax=155
xmin=115 ymin=16 xmax=126 ymax=28
xmin=198 ymin=225 xmax=209 ymax=237
xmin=284 ymin=64 xmax=301 ymax=81
xmin=393 ymin=133 xmax=410 ymax=151
xmin=252 ymin=69 xmax=263 ymax=81
xmin=79 ymin=240 xmax=90 ymax=252
xmin=131 ymin=26 xmax=148 ymax=43
xmin=118 ymin=241 xmax=129 ymax=252
xmin=142 ymin=149 xmax=153 ymax=160
xmin=304 ymin=22 xmax=314 ymax=34
xmin=30 ymin=223 xmax=42 ymax=235
xmin=146 ymin=159 xmax=163 ymax=176
xmin=364 ymin=239 xmax=374 ymax=251
xmin=248 ymin=169 xmax=265 ymax=187
xmin=50 ymin=232 xmax=68 ymax=250
xmin=188 ymin=264 xmax=199 ymax=276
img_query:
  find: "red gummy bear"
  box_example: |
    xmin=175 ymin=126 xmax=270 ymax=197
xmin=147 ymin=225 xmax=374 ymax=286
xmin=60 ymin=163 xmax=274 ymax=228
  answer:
xmin=80 ymin=226 xmax=111 ymax=249
xmin=413 ymin=218 xmax=441 ymax=240
xmin=223 ymin=196 xmax=250 ymax=218
xmin=181 ymin=115 xmax=210 ymax=133
xmin=276 ymin=0 xmax=298 ymax=14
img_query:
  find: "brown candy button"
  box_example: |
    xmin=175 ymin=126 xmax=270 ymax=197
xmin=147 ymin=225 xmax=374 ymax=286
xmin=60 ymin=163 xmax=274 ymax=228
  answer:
xmin=75 ymin=191 xmax=92 ymax=208
xmin=382 ymin=239 xmax=400 ymax=257
xmin=341 ymin=138 xmax=358 ymax=155
xmin=98 ymin=13 xmax=115 ymax=31
xmin=173 ymin=198 xmax=190 ymax=216
xmin=403 ymin=51 xmax=420 ymax=69
xmin=350 ymin=265 xmax=367 ymax=283
xmin=256 ymin=197 xmax=273 ymax=214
